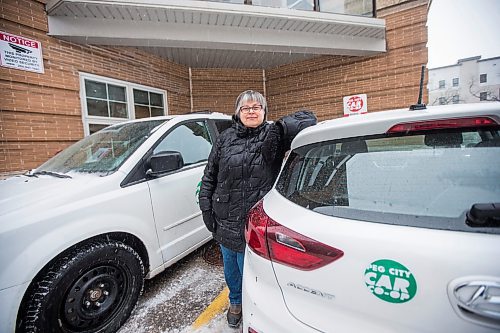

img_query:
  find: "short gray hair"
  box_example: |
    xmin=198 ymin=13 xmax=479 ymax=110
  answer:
xmin=234 ymin=90 xmax=267 ymax=117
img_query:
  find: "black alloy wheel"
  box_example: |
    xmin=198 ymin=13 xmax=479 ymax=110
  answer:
xmin=18 ymin=240 xmax=144 ymax=333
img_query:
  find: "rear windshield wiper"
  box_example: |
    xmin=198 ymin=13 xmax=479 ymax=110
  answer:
xmin=466 ymin=203 xmax=500 ymax=228
xmin=32 ymin=170 xmax=72 ymax=179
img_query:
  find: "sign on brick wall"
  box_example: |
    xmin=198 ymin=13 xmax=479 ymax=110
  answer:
xmin=343 ymin=94 xmax=367 ymax=116
xmin=0 ymin=31 xmax=44 ymax=74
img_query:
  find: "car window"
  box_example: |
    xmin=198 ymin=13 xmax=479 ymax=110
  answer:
xmin=276 ymin=128 xmax=500 ymax=233
xmin=37 ymin=119 xmax=167 ymax=175
xmin=153 ymin=120 xmax=213 ymax=165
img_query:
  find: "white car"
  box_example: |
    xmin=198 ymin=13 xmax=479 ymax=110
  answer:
xmin=0 ymin=113 xmax=231 ymax=333
xmin=243 ymin=102 xmax=500 ymax=333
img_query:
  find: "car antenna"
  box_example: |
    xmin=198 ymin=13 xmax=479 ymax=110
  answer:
xmin=410 ymin=65 xmax=427 ymax=110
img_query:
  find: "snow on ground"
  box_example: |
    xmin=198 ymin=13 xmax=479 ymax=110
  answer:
xmin=185 ymin=313 xmax=242 ymax=333
xmin=116 ymin=242 xmax=244 ymax=333
xmin=118 ymin=244 xmax=231 ymax=333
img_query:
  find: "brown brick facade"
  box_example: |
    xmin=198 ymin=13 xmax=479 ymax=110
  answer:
xmin=0 ymin=0 xmax=428 ymax=174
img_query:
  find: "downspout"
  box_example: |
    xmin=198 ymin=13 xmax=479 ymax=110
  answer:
xmin=262 ymin=69 xmax=267 ymax=97
xmin=189 ymin=67 xmax=194 ymax=113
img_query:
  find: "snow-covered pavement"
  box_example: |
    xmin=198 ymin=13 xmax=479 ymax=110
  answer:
xmin=118 ymin=242 xmax=241 ymax=333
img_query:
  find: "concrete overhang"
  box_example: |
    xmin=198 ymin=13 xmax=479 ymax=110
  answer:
xmin=46 ymin=0 xmax=387 ymax=68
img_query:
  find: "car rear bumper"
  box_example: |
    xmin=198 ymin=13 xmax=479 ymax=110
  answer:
xmin=242 ymin=246 xmax=320 ymax=333
xmin=0 ymin=281 xmax=29 ymax=333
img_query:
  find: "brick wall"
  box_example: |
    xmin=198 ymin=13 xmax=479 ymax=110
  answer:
xmin=0 ymin=0 xmax=428 ymax=173
xmin=0 ymin=0 xmax=191 ymax=173
xmin=266 ymin=0 xmax=428 ymax=121
xmin=191 ymin=69 xmax=264 ymax=115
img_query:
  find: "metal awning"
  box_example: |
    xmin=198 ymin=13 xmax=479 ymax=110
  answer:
xmin=46 ymin=0 xmax=386 ymax=68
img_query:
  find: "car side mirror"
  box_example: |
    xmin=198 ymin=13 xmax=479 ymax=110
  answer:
xmin=146 ymin=151 xmax=184 ymax=178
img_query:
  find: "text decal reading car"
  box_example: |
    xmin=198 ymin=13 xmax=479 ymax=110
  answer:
xmin=364 ymin=259 xmax=417 ymax=303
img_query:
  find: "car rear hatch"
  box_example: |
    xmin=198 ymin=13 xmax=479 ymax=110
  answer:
xmin=246 ymin=114 xmax=500 ymax=332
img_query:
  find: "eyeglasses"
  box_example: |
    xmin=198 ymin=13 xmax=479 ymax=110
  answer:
xmin=240 ymin=105 xmax=263 ymax=114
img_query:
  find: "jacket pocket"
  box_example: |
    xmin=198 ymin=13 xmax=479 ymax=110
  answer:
xmin=212 ymin=193 xmax=230 ymax=219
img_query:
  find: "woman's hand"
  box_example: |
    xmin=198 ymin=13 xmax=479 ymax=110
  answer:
xmin=202 ymin=210 xmax=217 ymax=232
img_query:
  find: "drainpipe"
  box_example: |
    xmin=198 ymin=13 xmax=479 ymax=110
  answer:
xmin=262 ymin=69 xmax=267 ymax=97
xmin=189 ymin=67 xmax=194 ymax=113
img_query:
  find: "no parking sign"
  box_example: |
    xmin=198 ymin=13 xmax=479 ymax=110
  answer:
xmin=343 ymin=94 xmax=367 ymax=116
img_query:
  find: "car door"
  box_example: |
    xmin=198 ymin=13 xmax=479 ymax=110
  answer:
xmin=147 ymin=119 xmax=214 ymax=264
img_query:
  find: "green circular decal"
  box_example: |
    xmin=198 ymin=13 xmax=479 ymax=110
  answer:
xmin=364 ymin=259 xmax=417 ymax=303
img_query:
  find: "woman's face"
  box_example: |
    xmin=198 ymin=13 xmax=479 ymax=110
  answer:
xmin=239 ymin=100 xmax=265 ymax=128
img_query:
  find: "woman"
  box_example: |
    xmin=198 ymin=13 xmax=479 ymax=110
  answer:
xmin=198 ymin=90 xmax=316 ymax=328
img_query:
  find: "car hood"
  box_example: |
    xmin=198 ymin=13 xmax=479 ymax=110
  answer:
xmin=0 ymin=173 xmax=119 ymax=218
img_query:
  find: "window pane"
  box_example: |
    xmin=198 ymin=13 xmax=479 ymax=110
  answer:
xmin=110 ymin=102 xmax=128 ymax=118
xmin=150 ymin=107 xmax=164 ymax=117
xmin=135 ymin=105 xmax=150 ymax=119
xmin=150 ymin=93 xmax=163 ymax=107
xmin=89 ymin=123 xmax=109 ymax=134
xmin=108 ymin=84 xmax=126 ymax=102
xmin=276 ymin=128 xmax=500 ymax=232
xmin=87 ymin=98 xmax=109 ymax=117
xmin=153 ymin=121 xmax=212 ymax=165
xmin=85 ymin=80 xmax=107 ymax=99
xmin=319 ymin=0 xmax=373 ymax=15
xmin=133 ymin=89 xmax=149 ymax=105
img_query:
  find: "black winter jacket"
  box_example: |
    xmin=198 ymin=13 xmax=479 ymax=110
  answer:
xmin=198 ymin=115 xmax=285 ymax=252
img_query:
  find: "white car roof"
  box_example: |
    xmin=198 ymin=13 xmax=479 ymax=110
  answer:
xmin=292 ymin=102 xmax=500 ymax=149
xmin=117 ymin=112 xmax=231 ymax=125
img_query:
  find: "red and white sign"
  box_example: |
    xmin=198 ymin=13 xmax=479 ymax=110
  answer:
xmin=0 ymin=31 xmax=44 ymax=73
xmin=343 ymin=94 xmax=367 ymax=116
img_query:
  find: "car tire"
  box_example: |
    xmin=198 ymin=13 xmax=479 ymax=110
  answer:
xmin=18 ymin=240 xmax=144 ymax=333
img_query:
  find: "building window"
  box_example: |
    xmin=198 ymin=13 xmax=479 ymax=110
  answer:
xmin=439 ymin=97 xmax=446 ymax=105
xmin=452 ymin=78 xmax=459 ymax=87
xmin=480 ymin=92 xmax=488 ymax=101
xmin=452 ymin=95 xmax=459 ymax=104
xmin=80 ymin=73 xmax=167 ymax=136
xmin=439 ymin=80 xmax=445 ymax=89
xmin=133 ymin=89 xmax=165 ymax=119
xmin=84 ymin=80 xmax=128 ymax=119
xmin=480 ymin=74 xmax=487 ymax=83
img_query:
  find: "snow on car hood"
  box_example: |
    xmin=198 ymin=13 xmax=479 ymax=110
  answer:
xmin=0 ymin=172 xmax=119 ymax=219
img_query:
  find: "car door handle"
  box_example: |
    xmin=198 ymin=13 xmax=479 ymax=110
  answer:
xmin=448 ymin=277 xmax=500 ymax=330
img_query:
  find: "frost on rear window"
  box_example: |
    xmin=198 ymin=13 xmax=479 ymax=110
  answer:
xmin=275 ymin=128 xmax=500 ymax=233
xmin=37 ymin=119 xmax=168 ymax=175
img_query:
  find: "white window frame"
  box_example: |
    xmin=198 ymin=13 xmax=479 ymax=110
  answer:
xmin=79 ymin=72 xmax=168 ymax=136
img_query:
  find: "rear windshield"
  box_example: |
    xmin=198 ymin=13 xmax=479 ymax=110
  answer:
xmin=276 ymin=127 xmax=500 ymax=233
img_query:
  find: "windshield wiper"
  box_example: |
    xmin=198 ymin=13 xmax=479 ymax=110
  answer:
xmin=32 ymin=170 xmax=72 ymax=179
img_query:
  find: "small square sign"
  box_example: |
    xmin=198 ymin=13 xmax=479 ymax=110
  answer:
xmin=343 ymin=94 xmax=367 ymax=116
xmin=0 ymin=31 xmax=44 ymax=74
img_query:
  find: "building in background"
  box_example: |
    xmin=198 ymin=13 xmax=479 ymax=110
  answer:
xmin=428 ymin=55 xmax=500 ymax=105
xmin=1 ymin=0 xmax=429 ymax=174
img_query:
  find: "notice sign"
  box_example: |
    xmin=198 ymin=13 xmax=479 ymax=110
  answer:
xmin=0 ymin=31 xmax=44 ymax=73
xmin=343 ymin=94 xmax=367 ymax=116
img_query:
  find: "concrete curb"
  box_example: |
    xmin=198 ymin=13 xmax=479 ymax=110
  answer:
xmin=191 ymin=286 xmax=229 ymax=329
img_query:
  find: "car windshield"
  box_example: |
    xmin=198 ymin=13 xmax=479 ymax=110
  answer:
xmin=36 ymin=119 xmax=168 ymax=175
xmin=276 ymin=127 xmax=500 ymax=233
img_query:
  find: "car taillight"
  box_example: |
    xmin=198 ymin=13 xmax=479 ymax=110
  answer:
xmin=245 ymin=200 xmax=270 ymax=259
xmin=245 ymin=200 xmax=344 ymax=271
xmin=387 ymin=116 xmax=498 ymax=133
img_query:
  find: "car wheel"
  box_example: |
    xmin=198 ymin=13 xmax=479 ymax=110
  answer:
xmin=18 ymin=240 xmax=144 ymax=333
